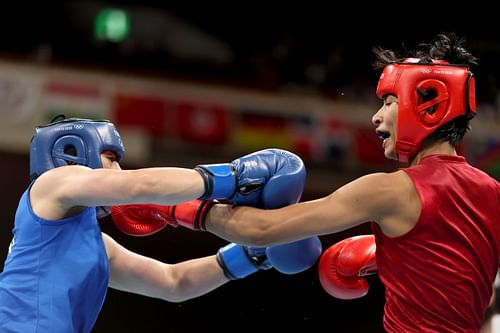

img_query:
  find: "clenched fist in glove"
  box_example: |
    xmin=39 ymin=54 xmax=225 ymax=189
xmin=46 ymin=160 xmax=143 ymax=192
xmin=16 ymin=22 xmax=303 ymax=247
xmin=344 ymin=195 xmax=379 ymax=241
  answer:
xmin=111 ymin=200 xmax=213 ymax=235
xmin=196 ymin=148 xmax=305 ymax=208
xmin=318 ymin=235 xmax=377 ymax=300
xmin=217 ymin=236 xmax=323 ymax=280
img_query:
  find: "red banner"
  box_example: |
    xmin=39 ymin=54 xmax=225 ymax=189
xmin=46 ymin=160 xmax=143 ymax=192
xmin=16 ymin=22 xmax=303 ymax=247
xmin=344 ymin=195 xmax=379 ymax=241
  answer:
xmin=113 ymin=94 xmax=169 ymax=137
xmin=175 ymin=101 xmax=229 ymax=144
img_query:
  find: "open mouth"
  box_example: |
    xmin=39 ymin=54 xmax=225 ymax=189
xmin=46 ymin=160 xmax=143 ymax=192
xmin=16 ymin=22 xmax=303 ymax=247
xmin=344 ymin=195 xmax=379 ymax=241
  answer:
xmin=376 ymin=130 xmax=390 ymax=140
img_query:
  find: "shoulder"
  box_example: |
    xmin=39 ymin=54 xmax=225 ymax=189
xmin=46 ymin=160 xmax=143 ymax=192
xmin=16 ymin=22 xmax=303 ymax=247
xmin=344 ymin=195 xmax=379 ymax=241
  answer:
xmin=36 ymin=165 xmax=92 ymax=182
xmin=369 ymin=171 xmax=420 ymax=236
xmin=335 ymin=171 xmax=414 ymax=214
xmin=29 ymin=165 xmax=93 ymax=219
xmin=31 ymin=165 xmax=92 ymax=194
xmin=348 ymin=171 xmax=417 ymax=216
xmin=372 ymin=170 xmax=416 ymax=204
xmin=347 ymin=171 xmax=412 ymax=195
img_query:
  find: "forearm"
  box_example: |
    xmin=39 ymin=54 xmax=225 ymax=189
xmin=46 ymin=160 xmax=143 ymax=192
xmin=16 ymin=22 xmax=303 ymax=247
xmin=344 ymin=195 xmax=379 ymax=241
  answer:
xmin=109 ymin=253 xmax=228 ymax=303
xmin=163 ymin=255 xmax=229 ymax=302
xmin=205 ymin=204 xmax=278 ymax=247
xmin=67 ymin=167 xmax=206 ymax=207
xmin=131 ymin=168 xmax=206 ymax=204
xmin=125 ymin=148 xmax=305 ymax=205
xmin=205 ymin=198 xmax=345 ymax=247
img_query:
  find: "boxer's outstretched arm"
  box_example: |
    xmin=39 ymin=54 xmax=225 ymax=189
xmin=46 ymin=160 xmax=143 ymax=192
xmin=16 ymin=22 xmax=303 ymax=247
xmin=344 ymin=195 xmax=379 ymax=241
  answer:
xmin=204 ymin=170 xmax=419 ymax=247
xmin=32 ymin=148 xmax=302 ymax=221
xmin=109 ymin=148 xmax=305 ymax=234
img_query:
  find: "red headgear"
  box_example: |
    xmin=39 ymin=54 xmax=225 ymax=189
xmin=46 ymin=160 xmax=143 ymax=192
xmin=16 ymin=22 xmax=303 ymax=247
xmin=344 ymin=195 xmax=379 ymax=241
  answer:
xmin=375 ymin=58 xmax=476 ymax=162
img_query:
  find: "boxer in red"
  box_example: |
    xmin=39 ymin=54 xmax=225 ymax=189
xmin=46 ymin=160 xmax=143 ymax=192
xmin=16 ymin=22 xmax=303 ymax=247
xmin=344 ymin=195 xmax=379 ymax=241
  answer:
xmin=114 ymin=33 xmax=499 ymax=332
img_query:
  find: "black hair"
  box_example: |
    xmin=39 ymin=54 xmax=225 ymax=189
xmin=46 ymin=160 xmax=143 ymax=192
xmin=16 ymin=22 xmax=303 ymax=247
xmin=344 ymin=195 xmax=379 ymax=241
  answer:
xmin=372 ymin=33 xmax=478 ymax=69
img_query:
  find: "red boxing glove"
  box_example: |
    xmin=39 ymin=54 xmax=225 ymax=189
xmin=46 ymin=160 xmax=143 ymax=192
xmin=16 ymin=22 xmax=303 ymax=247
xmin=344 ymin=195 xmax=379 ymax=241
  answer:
xmin=111 ymin=200 xmax=215 ymax=236
xmin=318 ymin=235 xmax=377 ymax=300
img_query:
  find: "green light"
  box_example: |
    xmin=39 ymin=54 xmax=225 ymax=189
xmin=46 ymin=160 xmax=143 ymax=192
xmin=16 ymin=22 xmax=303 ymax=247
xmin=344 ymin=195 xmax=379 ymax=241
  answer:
xmin=95 ymin=8 xmax=130 ymax=42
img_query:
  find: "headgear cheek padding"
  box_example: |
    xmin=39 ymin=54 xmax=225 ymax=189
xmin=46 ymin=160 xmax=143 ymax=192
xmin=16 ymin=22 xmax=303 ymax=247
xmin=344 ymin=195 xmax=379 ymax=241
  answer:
xmin=30 ymin=118 xmax=125 ymax=179
xmin=376 ymin=59 xmax=475 ymax=162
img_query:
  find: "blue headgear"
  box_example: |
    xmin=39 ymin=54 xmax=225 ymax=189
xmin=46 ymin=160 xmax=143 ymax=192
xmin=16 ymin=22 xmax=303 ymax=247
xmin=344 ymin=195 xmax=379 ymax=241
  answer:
xmin=30 ymin=118 xmax=125 ymax=180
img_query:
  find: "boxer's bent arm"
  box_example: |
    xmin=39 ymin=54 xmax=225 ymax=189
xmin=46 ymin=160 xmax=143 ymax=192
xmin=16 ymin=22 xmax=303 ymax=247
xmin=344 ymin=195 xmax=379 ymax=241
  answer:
xmin=205 ymin=171 xmax=418 ymax=246
xmin=103 ymin=234 xmax=228 ymax=302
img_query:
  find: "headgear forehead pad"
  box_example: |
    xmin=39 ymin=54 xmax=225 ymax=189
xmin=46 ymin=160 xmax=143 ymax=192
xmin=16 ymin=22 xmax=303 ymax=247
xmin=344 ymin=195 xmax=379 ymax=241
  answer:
xmin=375 ymin=58 xmax=476 ymax=162
xmin=30 ymin=118 xmax=125 ymax=179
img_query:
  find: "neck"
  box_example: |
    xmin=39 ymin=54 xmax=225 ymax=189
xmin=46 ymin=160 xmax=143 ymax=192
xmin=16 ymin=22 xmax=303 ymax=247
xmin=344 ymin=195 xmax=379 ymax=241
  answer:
xmin=409 ymin=141 xmax=457 ymax=166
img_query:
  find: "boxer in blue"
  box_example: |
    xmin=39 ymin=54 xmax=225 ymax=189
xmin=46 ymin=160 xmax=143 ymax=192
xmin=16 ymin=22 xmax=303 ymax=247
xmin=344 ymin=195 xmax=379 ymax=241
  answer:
xmin=0 ymin=115 xmax=321 ymax=333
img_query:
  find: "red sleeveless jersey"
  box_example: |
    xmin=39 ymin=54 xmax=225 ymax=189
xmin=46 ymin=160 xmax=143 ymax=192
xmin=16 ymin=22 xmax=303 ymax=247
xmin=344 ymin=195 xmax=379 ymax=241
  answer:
xmin=372 ymin=154 xmax=500 ymax=332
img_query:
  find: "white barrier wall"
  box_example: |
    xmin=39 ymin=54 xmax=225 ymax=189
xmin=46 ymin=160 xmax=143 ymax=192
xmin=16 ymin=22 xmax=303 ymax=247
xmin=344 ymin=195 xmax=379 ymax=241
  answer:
xmin=0 ymin=58 xmax=498 ymax=183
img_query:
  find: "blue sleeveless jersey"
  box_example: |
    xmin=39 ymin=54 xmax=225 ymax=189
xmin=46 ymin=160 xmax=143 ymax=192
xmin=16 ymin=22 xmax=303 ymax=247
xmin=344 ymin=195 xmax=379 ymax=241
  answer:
xmin=0 ymin=187 xmax=109 ymax=333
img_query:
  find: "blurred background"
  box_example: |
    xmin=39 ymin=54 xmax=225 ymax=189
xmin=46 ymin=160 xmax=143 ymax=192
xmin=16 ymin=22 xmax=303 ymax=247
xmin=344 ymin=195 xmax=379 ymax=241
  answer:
xmin=0 ymin=2 xmax=499 ymax=332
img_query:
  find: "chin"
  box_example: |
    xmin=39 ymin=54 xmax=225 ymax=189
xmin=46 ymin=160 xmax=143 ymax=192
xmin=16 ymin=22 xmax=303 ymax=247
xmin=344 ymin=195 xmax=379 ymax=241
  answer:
xmin=384 ymin=149 xmax=397 ymax=161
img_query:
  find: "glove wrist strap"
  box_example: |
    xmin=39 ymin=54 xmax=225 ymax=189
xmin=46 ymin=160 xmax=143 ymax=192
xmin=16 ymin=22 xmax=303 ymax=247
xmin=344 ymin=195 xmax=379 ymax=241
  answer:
xmin=195 ymin=164 xmax=236 ymax=200
xmin=216 ymin=243 xmax=258 ymax=280
xmin=173 ymin=200 xmax=215 ymax=231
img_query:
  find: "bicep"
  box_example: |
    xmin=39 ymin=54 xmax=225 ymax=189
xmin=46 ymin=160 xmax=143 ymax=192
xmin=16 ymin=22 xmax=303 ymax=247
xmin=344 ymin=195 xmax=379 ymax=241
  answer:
xmin=33 ymin=166 xmax=136 ymax=210
xmin=265 ymin=173 xmax=398 ymax=242
xmin=63 ymin=167 xmax=137 ymax=206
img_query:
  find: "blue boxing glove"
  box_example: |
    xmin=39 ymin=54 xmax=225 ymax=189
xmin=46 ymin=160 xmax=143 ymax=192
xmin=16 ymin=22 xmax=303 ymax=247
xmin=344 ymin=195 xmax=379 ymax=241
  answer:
xmin=216 ymin=243 xmax=272 ymax=280
xmin=217 ymin=236 xmax=322 ymax=280
xmin=267 ymin=236 xmax=323 ymax=274
xmin=196 ymin=149 xmax=305 ymax=209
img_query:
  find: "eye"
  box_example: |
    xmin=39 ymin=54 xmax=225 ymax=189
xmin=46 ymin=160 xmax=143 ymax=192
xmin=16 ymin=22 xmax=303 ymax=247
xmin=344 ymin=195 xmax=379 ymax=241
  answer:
xmin=103 ymin=151 xmax=118 ymax=162
xmin=384 ymin=96 xmax=398 ymax=106
xmin=64 ymin=145 xmax=77 ymax=156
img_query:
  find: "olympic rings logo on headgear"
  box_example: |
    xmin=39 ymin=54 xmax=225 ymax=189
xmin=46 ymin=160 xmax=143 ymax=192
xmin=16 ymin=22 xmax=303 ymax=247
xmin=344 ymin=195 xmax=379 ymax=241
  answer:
xmin=376 ymin=58 xmax=475 ymax=162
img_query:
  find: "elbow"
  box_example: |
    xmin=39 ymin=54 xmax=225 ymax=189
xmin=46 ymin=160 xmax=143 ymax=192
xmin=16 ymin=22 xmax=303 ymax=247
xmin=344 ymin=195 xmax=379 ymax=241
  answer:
xmin=158 ymin=283 xmax=193 ymax=304
xmin=242 ymin=223 xmax=277 ymax=247
xmin=220 ymin=206 xmax=281 ymax=247
xmin=163 ymin=294 xmax=190 ymax=303
xmin=157 ymin=266 xmax=192 ymax=303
